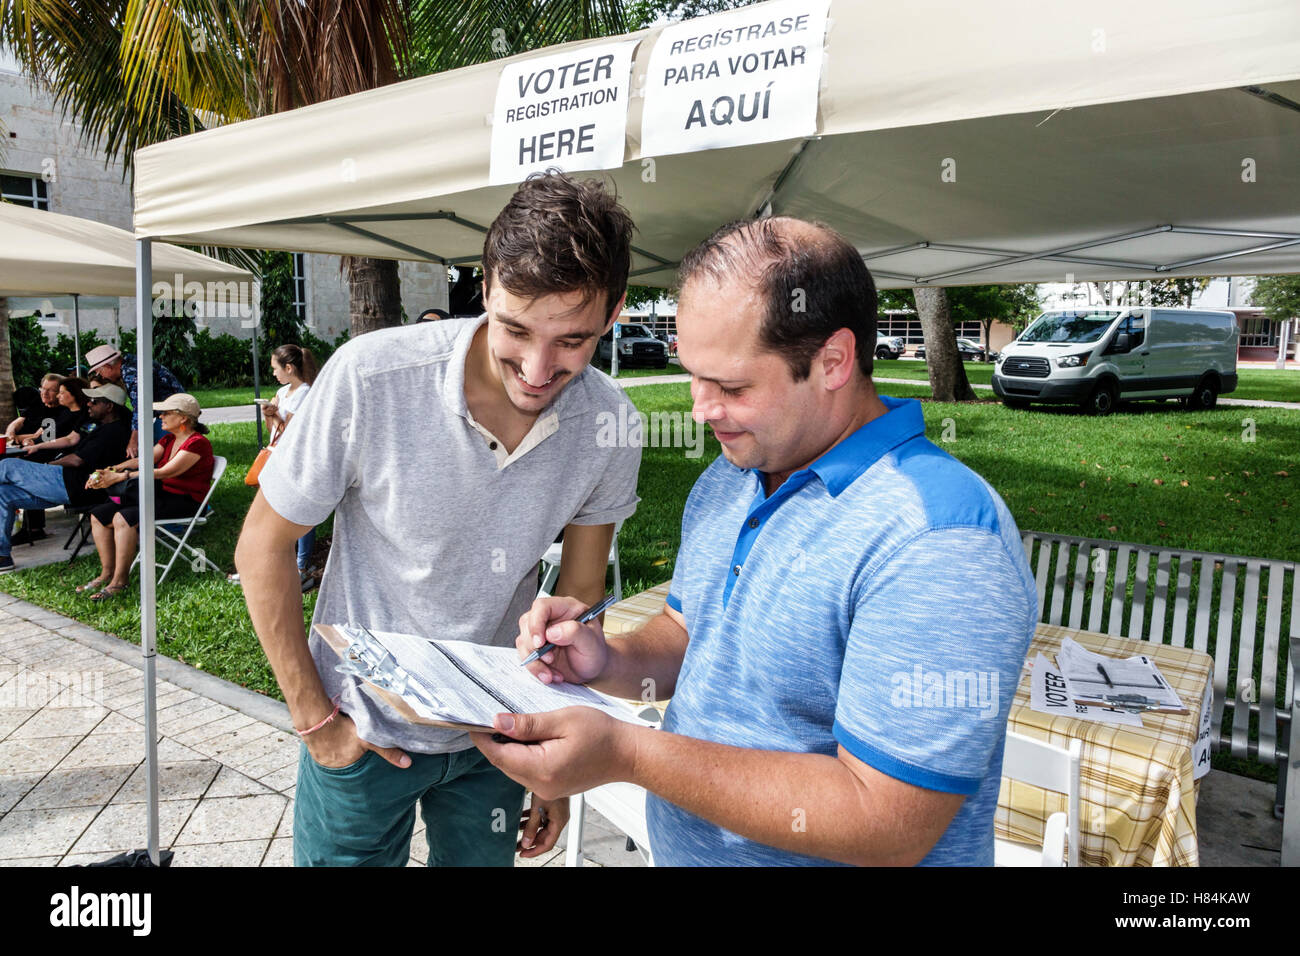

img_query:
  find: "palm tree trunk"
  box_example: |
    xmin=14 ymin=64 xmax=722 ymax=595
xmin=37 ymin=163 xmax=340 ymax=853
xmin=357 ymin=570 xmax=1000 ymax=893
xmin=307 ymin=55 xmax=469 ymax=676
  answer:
xmin=0 ymin=297 xmax=15 ymax=425
xmin=345 ymin=257 xmax=403 ymax=336
xmin=913 ymin=287 xmax=976 ymax=402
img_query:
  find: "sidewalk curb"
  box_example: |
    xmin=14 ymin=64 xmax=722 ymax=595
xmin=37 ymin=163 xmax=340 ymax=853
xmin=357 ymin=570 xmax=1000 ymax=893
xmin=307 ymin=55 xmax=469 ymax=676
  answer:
xmin=0 ymin=593 xmax=293 ymax=734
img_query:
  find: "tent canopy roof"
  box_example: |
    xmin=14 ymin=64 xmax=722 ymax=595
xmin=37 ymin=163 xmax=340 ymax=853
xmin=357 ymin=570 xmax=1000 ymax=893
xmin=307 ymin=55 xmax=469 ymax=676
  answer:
xmin=1 ymin=202 xmax=253 ymax=298
xmin=132 ymin=0 xmax=1300 ymax=289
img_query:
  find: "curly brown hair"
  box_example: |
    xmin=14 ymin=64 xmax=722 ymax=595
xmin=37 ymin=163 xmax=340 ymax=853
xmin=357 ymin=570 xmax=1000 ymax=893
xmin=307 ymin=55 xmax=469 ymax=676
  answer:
xmin=481 ymin=171 xmax=634 ymax=320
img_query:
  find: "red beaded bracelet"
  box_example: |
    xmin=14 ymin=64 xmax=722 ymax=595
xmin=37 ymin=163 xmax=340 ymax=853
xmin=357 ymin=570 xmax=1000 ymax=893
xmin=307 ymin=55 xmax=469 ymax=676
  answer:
xmin=296 ymin=697 xmax=341 ymax=737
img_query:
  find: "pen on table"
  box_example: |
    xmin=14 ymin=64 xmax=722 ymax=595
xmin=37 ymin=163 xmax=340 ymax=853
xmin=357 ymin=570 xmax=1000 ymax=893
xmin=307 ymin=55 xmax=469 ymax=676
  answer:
xmin=520 ymin=594 xmax=619 ymax=667
xmin=1097 ymin=662 xmax=1114 ymax=688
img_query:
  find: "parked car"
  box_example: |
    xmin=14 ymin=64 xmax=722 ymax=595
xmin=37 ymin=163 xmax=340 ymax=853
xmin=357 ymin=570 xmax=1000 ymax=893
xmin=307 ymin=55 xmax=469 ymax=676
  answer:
xmin=597 ymin=323 xmax=669 ymax=369
xmin=991 ymin=307 xmax=1238 ymax=415
xmin=914 ymin=337 xmax=986 ymax=361
xmin=875 ymin=335 xmax=905 ymax=359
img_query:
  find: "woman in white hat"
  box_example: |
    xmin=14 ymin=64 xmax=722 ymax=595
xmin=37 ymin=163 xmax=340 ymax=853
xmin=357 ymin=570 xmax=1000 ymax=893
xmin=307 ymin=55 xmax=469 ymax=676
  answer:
xmin=78 ymin=393 xmax=215 ymax=600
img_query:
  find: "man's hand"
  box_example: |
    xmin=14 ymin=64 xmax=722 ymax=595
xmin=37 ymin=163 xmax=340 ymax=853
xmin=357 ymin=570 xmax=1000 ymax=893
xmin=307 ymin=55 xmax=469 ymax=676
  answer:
xmin=126 ymin=430 xmax=139 ymax=459
xmin=470 ymin=708 xmax=637 ymax=801
xmin=303 ymin=712 xmax=411 ymax=770
xmin=518 ymin=794 xmax=570 ymax=858
xmin=517 ymin=595 xmax=609 ymax=685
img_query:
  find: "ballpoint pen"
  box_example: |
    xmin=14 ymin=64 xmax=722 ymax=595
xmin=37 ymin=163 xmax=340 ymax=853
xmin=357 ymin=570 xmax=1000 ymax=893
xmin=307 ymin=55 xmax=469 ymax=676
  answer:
xmin=519 ymin=593 xmax=618 ymax=666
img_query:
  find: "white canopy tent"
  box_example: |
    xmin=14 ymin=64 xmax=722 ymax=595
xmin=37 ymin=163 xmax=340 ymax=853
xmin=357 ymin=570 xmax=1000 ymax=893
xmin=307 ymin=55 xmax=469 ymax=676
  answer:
xmin=0 ymin=202 xmax=253 ymax=375
xmin=132 ymin=0 xmax=1300 ymax=287
xmin=126 ymin=0 xmax=1300 ymax=863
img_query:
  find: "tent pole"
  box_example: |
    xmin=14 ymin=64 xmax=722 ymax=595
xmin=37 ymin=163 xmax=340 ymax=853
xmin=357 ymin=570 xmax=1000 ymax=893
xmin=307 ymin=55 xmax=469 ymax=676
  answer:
xmin=252 ymin=326 xmax=263 ymax=448
xmin=72 ymin=295 xmax=82 ymax=376
xmin=136 ymin=238 xmax=160 ymax=866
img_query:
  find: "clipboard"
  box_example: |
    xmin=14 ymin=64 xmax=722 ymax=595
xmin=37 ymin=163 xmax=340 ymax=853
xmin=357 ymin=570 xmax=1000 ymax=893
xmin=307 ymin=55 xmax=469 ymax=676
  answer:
xmin=315 ymin=623 xmax=495 ymax=733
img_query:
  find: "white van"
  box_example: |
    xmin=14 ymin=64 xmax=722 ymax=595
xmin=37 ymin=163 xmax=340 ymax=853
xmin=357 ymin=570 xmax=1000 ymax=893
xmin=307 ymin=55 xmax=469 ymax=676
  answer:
xmin=991 ymin=307 xmax=1238 ymax=415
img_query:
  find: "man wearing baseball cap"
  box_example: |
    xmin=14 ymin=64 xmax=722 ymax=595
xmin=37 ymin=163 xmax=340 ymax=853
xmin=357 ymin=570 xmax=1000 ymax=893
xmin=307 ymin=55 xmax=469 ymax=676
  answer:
xmin=84 ymin=344 xmax=186 ymax=459
xmin=0 ymin=384 xmax=130 ymax=573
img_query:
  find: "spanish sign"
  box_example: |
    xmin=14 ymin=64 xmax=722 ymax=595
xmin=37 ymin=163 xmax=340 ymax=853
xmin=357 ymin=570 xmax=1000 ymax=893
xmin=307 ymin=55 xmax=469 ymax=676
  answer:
xmin=641 ymin=0 xmax=829 ymax=158
xmin=490 ymin=40 xmax=638 ymax=185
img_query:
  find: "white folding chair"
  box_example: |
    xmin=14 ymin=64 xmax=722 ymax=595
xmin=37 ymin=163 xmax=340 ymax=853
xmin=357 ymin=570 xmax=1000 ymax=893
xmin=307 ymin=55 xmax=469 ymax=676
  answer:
xmin=565 ymin=782 xmax=654 ymax=867
xmin=537 ymin=520 xmax=622 ymax=600
xmin=131 ymin=455 xmax=227 ymax=585
xmin=994 ymin=732 xmax=1082 ymax=867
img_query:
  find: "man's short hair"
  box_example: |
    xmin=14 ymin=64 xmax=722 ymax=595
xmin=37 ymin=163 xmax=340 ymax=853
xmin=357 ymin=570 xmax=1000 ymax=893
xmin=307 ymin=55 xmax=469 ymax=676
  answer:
xmin=481 ymin=171 xmax=634 ymax=321
xmin=678 ymin=218 xmax=878 ymax=381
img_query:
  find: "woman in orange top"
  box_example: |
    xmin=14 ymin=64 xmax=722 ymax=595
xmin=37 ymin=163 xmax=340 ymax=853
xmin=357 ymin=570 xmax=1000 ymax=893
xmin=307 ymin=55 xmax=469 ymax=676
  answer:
xmin=80 ymin=394 xmax=215 ymax=600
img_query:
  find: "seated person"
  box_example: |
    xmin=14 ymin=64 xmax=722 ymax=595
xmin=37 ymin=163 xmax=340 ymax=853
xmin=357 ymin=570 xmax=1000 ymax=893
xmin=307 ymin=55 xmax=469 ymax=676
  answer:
xmin=19 ymin=377 xmax=91 ymax=460
xmin=4 ymin=374 xmax=71 ymax=539
xmin=5 ymin=374 xmax=67 ymax=447
xmin=81 ymin=394 xmax=215 ymax=600
xmin=0 ymin=384 xmax=131 ymax=573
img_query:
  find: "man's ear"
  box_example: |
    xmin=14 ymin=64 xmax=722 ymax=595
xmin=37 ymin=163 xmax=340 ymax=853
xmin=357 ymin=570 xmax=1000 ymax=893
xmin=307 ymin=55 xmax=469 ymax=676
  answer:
xmin=603 ymin=291 xmax=628 ymax=333
xmin=819 ymin=328 xmax=858 ymax=391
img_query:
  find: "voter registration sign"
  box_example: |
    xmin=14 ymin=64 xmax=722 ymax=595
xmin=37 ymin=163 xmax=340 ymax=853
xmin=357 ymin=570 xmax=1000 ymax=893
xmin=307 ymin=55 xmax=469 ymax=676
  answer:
xmin=642 ymin=0 xmax=829 ymax=158
xmin=490 ymin=40 xmax=639 ymax=185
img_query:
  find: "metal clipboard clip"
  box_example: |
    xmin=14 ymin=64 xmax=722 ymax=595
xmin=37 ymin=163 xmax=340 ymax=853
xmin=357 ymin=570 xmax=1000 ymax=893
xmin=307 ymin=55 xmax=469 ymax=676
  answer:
xmin=334 ymin=624 xmax=443 ymax=715
xmin=1101 ymin=693 xmax=1166 ymax=713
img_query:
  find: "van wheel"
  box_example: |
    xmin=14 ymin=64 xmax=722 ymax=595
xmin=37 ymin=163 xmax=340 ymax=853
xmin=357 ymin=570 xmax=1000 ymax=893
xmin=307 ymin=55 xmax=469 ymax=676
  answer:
xmin=1084 ymin=380 xmax=1118 ymax=416
xmin=876 ymin=346 xmax=892 ymax=360
xmin=1187 ymin=376 xmax=1218 ymax=410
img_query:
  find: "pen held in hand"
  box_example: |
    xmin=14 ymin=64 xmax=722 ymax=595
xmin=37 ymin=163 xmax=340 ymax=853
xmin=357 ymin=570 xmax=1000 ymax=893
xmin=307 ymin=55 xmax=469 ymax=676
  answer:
xmin=519 ymin=593 xmax=619 ymax=667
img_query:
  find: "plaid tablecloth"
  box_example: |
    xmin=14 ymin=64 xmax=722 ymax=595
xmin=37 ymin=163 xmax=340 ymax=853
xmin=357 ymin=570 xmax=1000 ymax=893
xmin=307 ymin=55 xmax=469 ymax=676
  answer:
xmin=999 ymin=624 xmax=1211 ymax=867
xmin=605 ymin=584 xmax=1212 ymax=867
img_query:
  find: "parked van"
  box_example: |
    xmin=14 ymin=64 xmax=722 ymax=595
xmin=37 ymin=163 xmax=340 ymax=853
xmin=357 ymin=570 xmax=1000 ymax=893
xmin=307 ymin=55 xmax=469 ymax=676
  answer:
xmin=991 ymin=307 xmax=1238 ymax=415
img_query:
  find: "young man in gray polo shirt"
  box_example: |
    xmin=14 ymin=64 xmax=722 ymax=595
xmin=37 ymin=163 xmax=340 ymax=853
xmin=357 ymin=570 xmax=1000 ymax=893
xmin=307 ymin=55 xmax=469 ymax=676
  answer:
xmin=235 ymin=173 xmax=642 ymax=866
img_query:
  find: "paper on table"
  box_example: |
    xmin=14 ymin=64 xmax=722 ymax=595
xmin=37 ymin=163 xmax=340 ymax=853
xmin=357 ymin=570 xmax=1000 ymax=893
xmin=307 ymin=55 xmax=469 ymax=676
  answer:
xmin=1029 ymin=653 xmax=1144 ymax=726
xmin=1056 ymin=637 xmax=1184 ymax=711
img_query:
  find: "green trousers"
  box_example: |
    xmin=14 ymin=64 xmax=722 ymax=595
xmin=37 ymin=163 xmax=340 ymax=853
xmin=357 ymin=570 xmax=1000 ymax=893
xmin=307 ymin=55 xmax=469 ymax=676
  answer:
xmin=293 ymin=744 xmax=526 ymax=867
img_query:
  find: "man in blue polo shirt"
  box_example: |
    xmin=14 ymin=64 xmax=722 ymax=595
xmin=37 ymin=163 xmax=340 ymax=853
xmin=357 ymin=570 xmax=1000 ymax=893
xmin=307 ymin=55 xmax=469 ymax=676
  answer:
xmin=474 ymin=217 xmax=1038 ymax=866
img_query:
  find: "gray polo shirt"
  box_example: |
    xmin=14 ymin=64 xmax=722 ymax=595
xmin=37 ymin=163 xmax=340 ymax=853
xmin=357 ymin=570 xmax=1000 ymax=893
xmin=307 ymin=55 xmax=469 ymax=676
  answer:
xmin=259 ymin=316 xmax=642 ymax=753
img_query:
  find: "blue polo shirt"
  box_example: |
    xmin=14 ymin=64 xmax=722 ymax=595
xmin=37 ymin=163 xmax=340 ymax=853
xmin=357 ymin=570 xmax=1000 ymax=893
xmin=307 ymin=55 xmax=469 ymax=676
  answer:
xmin=647 ymin=396 xmax=1037 ymax=866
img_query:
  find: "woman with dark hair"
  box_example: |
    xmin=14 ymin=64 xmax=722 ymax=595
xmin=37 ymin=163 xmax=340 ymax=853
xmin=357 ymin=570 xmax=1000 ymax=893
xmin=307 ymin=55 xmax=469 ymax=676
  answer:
xmin=79 ymin=394 xmax=215 ymax=600
xmin=262 ymin=344 xmax=319 ymax=582
xmin=22 ymin=377 xmax=90 ymax=457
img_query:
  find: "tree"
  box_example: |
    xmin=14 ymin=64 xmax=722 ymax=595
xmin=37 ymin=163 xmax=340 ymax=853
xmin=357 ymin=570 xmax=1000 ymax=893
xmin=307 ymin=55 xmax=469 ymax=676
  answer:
xmin=1250 ymin=275 xmax=1300 ymax=323
xmin=947 ymin=284 xmax=1039 ymax=360
xmin=912 ymin=287 xmax=976 ymax=402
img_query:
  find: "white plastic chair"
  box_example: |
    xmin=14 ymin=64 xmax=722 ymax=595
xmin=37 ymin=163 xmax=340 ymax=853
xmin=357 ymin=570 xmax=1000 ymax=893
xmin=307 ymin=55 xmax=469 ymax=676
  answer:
xmin=565 ymin=782 xmax=654 ymax=867
xmin=537 ymin=520 xmax=622 ymax=601
xmin=131 ymin=455 xmax=227 ymax=585
xmin=994 ymin=731 xmax=1082 ymax=867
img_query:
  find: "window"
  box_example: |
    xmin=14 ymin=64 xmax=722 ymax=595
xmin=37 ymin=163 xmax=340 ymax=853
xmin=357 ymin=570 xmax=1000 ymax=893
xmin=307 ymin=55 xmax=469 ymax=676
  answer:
xmin=292 ymin=253 xmax=307 ymax=323
xmin=1239 ymin=316 xmax=1279 ymax=348
xmin=1 ymin=173 xmax=50 ymax=210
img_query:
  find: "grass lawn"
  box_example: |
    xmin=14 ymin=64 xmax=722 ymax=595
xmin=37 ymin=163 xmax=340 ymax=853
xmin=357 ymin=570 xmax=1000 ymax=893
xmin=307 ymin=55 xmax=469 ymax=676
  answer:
xmin=1 ymin=383 xmax=1293 ymax=782
xmin=190 ymin=387 xmax=266 ymax=409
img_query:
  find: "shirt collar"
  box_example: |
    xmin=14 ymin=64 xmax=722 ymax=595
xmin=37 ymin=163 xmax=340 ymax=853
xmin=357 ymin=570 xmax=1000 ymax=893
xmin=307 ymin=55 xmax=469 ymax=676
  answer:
xmin=805 ymin=395 xmax=925 ymax=496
